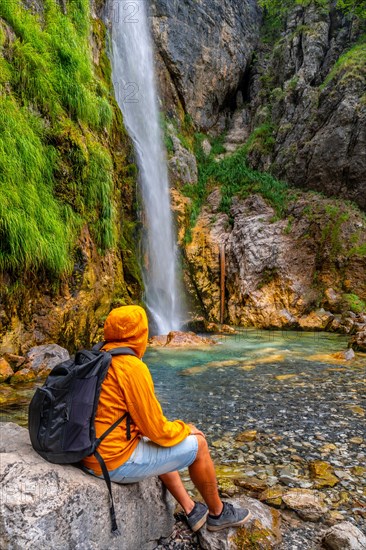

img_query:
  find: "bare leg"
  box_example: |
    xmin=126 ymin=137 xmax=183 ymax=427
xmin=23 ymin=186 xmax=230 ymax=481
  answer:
xmin=188 ymin=435 xmax=223 ymax=516
xmin=159 ymin=471 xmax=195 ymax=515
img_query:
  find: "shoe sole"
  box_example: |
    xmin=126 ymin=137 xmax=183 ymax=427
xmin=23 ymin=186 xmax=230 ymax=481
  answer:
xmin=206 ymin=510 xmax=252 ymax=532
xmin=191 ymin=510 xmax=209 ymax=532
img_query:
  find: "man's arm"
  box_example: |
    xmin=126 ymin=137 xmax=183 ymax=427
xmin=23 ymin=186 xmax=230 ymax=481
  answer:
xmin=122 ymin=359 xmax=192 ymax=446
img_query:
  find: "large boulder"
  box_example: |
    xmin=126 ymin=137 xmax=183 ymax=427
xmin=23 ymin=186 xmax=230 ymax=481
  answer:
xmin=0 ymin=423 xmax=175 ymax=549
xmin=25 ymin=344 xmax=70 ymax=377
xmin=322 ymin=521 xmax=366 ymax=550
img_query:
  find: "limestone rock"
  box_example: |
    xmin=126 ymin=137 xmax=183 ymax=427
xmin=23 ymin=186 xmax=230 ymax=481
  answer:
xmin=0 ymin=358 xmax=14 ymax=383
xmin=246 ymin=3 xmax=366 ymax=210
xmin=322 ymin=521 xmax=366 ymax=550
xmin=168 ymin=135 xmax=197 ymax=185
xmin=0 ymin=226 xmax=139 ymax=356
xmin=148 ymin=334 xmax=169 ymax=347
xmin=0 ymin=423 xmax=174 ymax=550
xmin=150 ymin=0 xmax=261 ymax=130
xmin=165 ymin=330 xmax=215 ymax=347
xmin=298 ymin=309 xmax=334 ymax=331
xmin=282 ymin=488 xmax=328 ymax=522
xmin=25 ymin=344 xmax=70 ymax=377
xmin=149 ymin=331 xmax=215 ymax=348
xmin=180 ymin=187 xmax=366 ymax=329
xmin=198 ymin=496 xmax=281 ymax=549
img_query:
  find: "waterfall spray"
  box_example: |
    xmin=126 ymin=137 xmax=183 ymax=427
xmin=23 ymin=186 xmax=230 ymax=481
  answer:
xmin=108 ymin=0 xmax=182 ymax=334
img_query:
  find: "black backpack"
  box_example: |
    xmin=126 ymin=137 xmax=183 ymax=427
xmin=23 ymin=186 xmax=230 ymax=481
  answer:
xmin=28 ymin=342 xmax=138 ymax=534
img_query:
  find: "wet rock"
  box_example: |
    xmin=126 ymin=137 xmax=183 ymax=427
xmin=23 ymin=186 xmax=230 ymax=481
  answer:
xmin=0 ymin=384 xmax=18 ymax=406
xmin=298 ymin=309 xmax=334 ymax=331
xmin=0 ymin=358 xmax=14 ymax=383
xmin=149 ymin=331 xmax=215 ymax=348
xmin=165 ymin=331 xmax=215 ymax=347
xmin=282 ymin=489 xmax=328 ymax=522
xmin=259 ymin=487 xmax=284 ymax=508
xmin=309 ymin=461 xmax=340 ymax=489
xmin=0 ymin=422 xmax=175 ymax=549
xmin=10 ymin=368 xmax=36 ymax=384
xmin=198 ymin=496 xmax=281 ymax=549
xmin=322 ymin=521 xmax=366 ymax=550
xmin=149 ymin=334 xmax=169 ymax=347
xmin=3 ymin=353 xmax=25 ymax=371
xmin=236 ymin=430 xmax=257 ymax=443
xmin=350 ymin=329 xmax=366 ymax=353
xmin=332 ymin=349 xmax=355 ymax=361
xmin=25 ymin=344 xmax=70 ymax=377
xmin=234 ymin=477 xmax=268 ymax=493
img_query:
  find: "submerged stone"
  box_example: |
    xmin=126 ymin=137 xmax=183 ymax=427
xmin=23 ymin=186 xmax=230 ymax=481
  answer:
xmin=309 ymin=461 xmax=340 ymax=488
xmin=236 ymin=430 xmax=258 ymax=443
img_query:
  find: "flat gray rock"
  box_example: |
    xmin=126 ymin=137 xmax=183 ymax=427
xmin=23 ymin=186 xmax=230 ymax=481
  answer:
xmin=0 ymin=423 xmax=174 ymax=550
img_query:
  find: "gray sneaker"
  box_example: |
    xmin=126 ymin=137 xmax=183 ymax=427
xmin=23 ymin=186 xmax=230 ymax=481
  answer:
xmin=206 ymin=502 xmax=251 ymax=532
xmin=186 ymin=502 xmax=209 ymax=532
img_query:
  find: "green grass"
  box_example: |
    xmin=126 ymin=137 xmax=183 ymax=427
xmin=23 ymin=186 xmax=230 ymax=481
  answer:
xmin=0 ymin=0 xmax=118 ymax=276
xmin=343 ymin=293 xmax=366 ymax=314
xmin=0 ymin=97 xmax=79 ymax=274
xmin=321 ymin=36 xmax=366 ymax=88
xmin=183 ymin=138 xmax=292 ymax=232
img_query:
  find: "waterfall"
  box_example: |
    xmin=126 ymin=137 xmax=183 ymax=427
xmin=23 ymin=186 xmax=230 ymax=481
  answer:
xmin=107 ymin=0 xmax=182 ymax=334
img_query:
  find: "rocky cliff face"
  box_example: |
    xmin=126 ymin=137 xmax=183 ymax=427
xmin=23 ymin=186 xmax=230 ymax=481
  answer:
xmin=152 ymin=2 xmax=366 ymax=210
xmin=245 ymin=4 xmax=366 ymax=210
xmin=150 ymin=0 xmax=261 ymax=130
xmin=172 ymin=185 xmax=366 ymax=330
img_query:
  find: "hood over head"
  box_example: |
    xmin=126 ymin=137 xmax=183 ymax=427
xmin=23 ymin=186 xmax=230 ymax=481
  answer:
xmin=104 ymin=305 xmax=148 ymax=358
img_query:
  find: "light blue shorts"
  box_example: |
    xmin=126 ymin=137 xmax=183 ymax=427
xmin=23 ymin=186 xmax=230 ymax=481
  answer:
xmin=88 ymin=435 xmax=199 ymax=484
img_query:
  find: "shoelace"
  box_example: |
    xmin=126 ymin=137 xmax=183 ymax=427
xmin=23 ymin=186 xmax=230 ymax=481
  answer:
xmin=223 ymin=502 xmax=235 ymax=516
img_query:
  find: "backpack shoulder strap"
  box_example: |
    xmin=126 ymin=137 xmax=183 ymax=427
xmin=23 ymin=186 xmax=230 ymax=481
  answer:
xmin=92 ymin=342 xmax=139 ymax=359
xmin=92 ymin=341 xmax=106 ymax=352
xmin=109 ymin=347 xmax=139 ymax=358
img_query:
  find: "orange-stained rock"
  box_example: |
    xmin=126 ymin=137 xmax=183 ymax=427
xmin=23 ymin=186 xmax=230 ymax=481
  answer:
xmin=165 ymin=331 xmax=215 ymax=347
xmin=10 ymin=368 xmax=36 ymax=384
xmin=309 ymin=461 xmax=340 ymax=488
xmin=0 ymin=358 xmax=14 ymax=383
xmin=149 ymin=331 xmax=215 ymax=348
xmin=148 ymin=335 xmax=168 ymax=347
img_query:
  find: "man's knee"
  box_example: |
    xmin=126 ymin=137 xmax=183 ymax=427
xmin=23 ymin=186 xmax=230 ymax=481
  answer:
xmin=195 ymin=434 xmax=209 ymax=456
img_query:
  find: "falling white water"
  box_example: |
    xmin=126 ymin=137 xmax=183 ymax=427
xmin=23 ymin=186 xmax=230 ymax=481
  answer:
xmin=108 ymin=0 xmax=181 ymax=334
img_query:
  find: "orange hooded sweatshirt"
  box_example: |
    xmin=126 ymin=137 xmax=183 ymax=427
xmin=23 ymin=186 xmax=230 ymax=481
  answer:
xmin=82 ymin=305 xmax=191 ymax=474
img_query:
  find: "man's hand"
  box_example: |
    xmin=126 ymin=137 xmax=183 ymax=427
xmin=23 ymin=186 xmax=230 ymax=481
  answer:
xmin=187 ymin=423 xmax=206 ymax=438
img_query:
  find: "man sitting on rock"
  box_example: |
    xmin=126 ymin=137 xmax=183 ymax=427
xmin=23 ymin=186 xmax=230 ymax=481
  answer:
xmin=82 ymin=305 xmax=251 ymax=532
